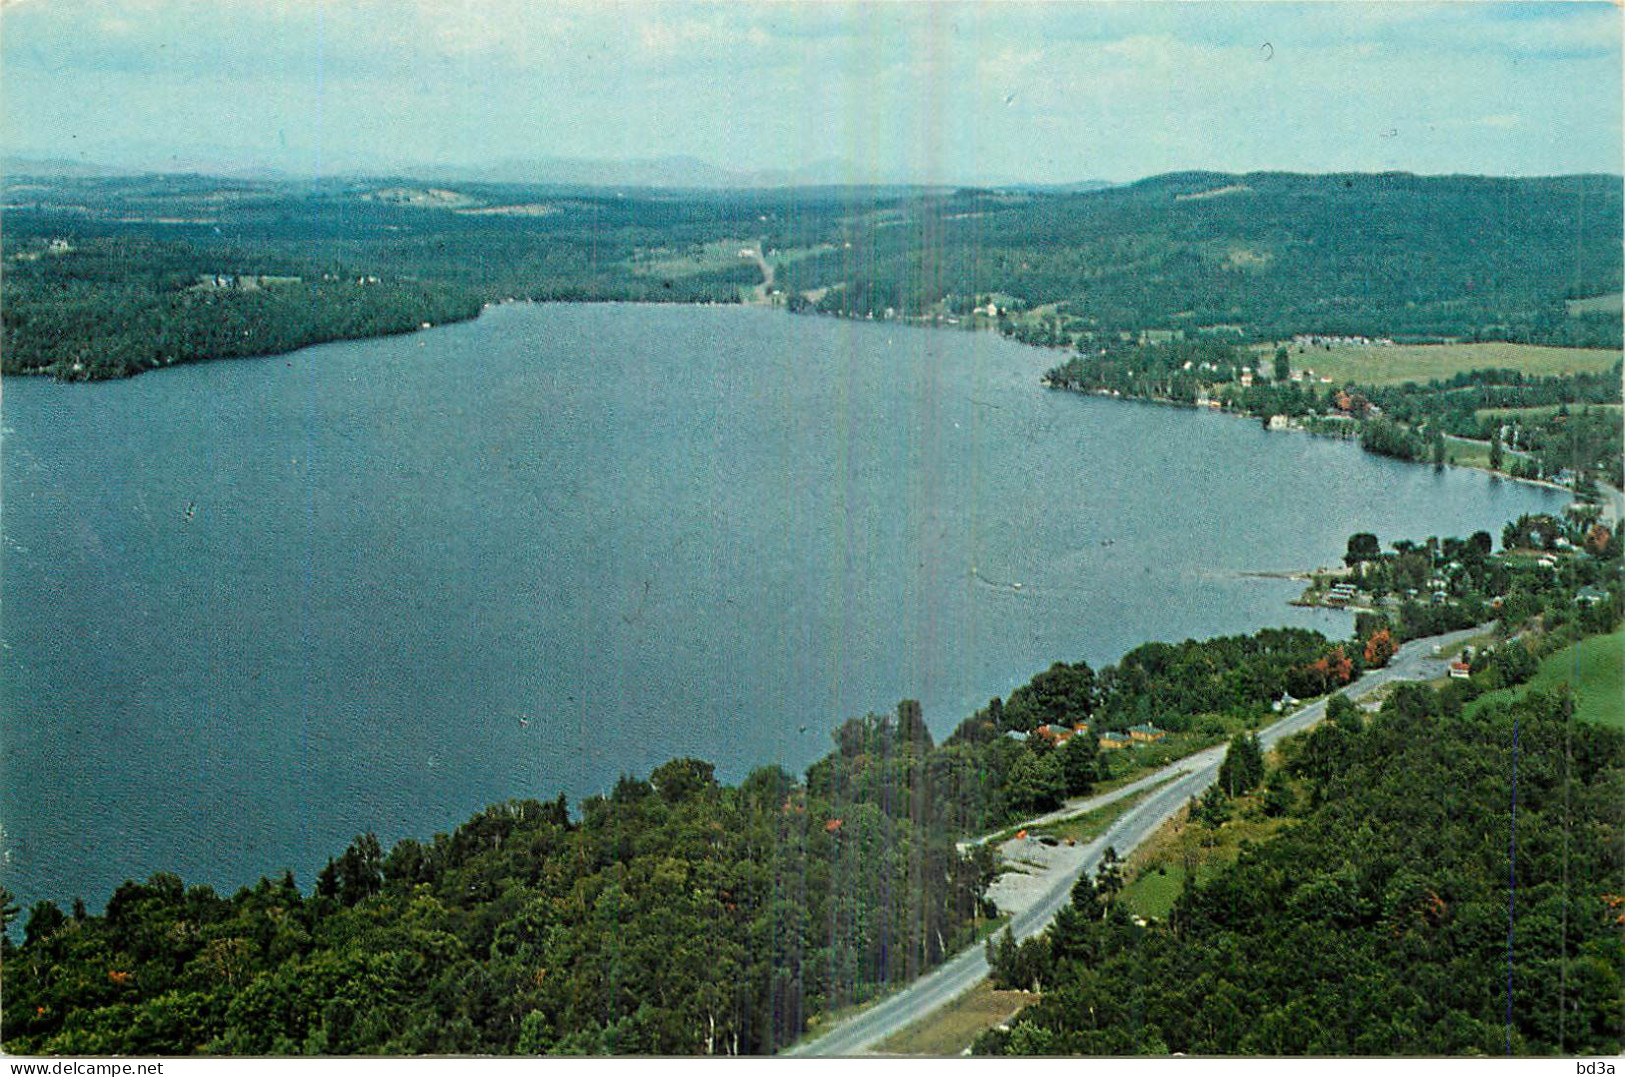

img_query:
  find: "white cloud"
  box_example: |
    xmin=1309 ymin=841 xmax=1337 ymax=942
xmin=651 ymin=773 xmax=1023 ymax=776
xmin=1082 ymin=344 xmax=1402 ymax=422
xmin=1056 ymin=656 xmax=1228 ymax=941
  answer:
xmin=2 ymin=0 xmax=1618 ymax=181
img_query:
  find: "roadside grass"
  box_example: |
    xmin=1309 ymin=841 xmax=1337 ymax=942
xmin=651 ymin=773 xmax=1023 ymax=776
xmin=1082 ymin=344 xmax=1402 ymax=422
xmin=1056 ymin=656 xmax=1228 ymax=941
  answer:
xmin=1251 ymin=342 xmax=1620 ymax=387
xmin=1119 ymin=783 xmax=1302 ymax=922
xmin=797 ymin=992 xmax=900 ymax=1048
xmin=1467 ymin=630 xmax=1625 ymax=730
xmin=791 ymin=913 xmax=1010 ymax=1050
xmin=876 ymin=981 xmax=1033 ymax=1057
xmin=1120 ymin=861 xmax=1200 ymax=921
xmin=977 ymin=735 xmax=1218 ymax=847
xmin=1030 ymin=778 xmax=1174 ymax=844
xmin=1090 ymin=768 xmax=1161 ymax=798
xmin=970 ymin=913 xmax=1012 ymax=945
xmin=1100 ymin=730 xmax=1225 ymax=779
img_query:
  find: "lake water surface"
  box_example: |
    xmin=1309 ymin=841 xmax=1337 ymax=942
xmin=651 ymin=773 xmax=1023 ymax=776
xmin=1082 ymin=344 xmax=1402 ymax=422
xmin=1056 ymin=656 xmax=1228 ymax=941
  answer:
xmin=0 ymin=303 xmax=1566 ymax=910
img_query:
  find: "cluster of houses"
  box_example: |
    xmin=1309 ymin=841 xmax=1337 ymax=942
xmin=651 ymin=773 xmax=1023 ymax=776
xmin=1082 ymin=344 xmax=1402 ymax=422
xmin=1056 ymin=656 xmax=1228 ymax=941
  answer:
xmin=192 ymin=273 xmax=304 ymax=291
xmin=1448 ymin=644 xmax=1481 ymax=680
xmin=10 ymin=238 xmax=75 ymax=263
xmin=1235 ymin=364 xmax=1336 ymax=390
xmin=1331 ymin=390 xmax=1381 ymax=418
xmin=1010 ymin=721 xmax=1169 ymax=751
xmin=1323 ymin=581 xmax=1361 ymax=607
xmin=1291 ymin=333 xmax=1395 ymax=348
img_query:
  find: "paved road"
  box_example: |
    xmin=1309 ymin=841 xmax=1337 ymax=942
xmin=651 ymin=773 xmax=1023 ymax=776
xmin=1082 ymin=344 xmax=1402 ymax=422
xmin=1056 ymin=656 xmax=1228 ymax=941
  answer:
xmin=784 ymin=623 xmax=1488 ymax=1057
xmin=742 ymin=245 xmax=774 ymax=302
xmin=960 ymin=762 xmax=1197 ymax=850
xmin=1598 ymin=481 xmax=1624 ymax=528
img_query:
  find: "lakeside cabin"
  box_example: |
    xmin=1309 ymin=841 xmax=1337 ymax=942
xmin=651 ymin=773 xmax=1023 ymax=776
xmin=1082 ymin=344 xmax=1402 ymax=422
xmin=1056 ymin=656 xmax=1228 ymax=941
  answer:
xmin=1449 ymin=660 xmax=1473 ymax=680
xmin=1324 ymin=582 xmax=1359 ymax=607
xmin=1128 ymin=723 xmax=1167 ymax=743
xmin=1035 ymin=722 xmax=1090 ymax=745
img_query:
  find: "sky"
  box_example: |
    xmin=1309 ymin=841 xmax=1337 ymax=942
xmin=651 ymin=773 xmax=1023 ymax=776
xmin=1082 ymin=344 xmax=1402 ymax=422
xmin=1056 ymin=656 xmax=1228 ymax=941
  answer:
xmin=3 ymin=0 xmax=1621 ymax=184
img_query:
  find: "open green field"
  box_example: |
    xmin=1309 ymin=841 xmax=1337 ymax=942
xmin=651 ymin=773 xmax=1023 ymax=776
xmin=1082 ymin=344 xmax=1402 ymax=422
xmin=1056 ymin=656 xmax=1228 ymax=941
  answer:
xmin=878 ymin=981 xmax=1032 ymax=1056
xmin=1476 ymin=403 xmax=1623 ymax=422
xmin=766 ymin=242 xmax=838 ymax=271
xmin=1442 ymin=435 xmax=1492 ymax=469
xmin=1469 ymin=630 xmax=1625 ymax=729
xmin=1256 ymin=342 xmax=1621 ymax=386
xmin=1119 ymin=806 xmax=1295 ymax=921
xmin=1119 ymin=861 xmax=1198 ymax=920
xmin=628 ymin=238 xmax=754 ymax=277
xmin=1567 ymin=292 xmax=1623 ymax=317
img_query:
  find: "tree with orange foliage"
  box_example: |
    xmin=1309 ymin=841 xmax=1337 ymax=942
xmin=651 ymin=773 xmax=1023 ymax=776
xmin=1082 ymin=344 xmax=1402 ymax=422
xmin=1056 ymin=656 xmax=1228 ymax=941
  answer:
xmin=1364 ymin=629 xmax=1397 ymax=669
xmin=1291 ymin=645 xmax=1357 ymax=697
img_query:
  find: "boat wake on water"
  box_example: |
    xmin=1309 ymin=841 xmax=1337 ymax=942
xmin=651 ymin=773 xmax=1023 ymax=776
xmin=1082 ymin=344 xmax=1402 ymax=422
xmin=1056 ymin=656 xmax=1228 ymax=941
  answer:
xmin=969 ymin=565 xmax=1028 ymax=594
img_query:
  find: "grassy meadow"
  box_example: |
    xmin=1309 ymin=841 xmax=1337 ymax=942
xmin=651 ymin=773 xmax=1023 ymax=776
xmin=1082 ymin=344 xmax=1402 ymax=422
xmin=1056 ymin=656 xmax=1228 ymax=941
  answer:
xmin=1469 ymin=630 xmax=1625 ymax=730
xmin=1255 ymin=341 xmax=1621 ymax=386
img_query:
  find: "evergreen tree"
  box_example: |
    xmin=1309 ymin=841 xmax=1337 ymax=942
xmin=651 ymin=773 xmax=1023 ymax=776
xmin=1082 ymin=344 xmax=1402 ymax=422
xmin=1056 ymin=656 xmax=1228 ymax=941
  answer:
xmin=1326 ymin=693 xmax=1363 ymax=733
xmin=1095 ymin=847 xmax=1124 ymax=907
xmin=1059 ymin=731 xmax=1100 ymax=796
xmin=1217 ymin=732 xmax=1265 ymax=797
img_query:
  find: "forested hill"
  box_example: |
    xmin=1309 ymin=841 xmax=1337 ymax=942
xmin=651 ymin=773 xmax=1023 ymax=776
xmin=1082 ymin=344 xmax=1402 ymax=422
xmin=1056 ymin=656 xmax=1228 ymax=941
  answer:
xmin=4 ymin=169 xmax=1620 ymax=379
xmin=782 ymin=171 xmax=1624 ymax=347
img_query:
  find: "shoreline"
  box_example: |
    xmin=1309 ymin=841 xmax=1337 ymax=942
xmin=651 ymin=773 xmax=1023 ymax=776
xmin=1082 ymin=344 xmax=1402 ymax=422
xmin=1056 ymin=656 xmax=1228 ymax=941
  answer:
xmin=1037 ymin=372 xmax=1590 ymax=505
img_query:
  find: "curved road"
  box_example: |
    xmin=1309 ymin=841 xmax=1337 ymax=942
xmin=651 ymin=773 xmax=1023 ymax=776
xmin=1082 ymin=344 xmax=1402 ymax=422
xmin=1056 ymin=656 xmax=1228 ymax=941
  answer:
xmin=784 ymin=623 xmax=1488 ymax=1056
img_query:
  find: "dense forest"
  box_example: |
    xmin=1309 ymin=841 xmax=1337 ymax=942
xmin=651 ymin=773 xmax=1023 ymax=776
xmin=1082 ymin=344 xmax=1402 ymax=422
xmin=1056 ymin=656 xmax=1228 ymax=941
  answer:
xmin=2 ymin=176 xmax=829 ymax=379
xmin=778 ymin=171 xmax=1623 ymax=349
xmin=1 ymin=715 xmax=992 ymax=1056
xmin=5 ymin=169 xmax=1620 ymax=379
xmin=978 ymin=682 xmax=1624 ymax=1056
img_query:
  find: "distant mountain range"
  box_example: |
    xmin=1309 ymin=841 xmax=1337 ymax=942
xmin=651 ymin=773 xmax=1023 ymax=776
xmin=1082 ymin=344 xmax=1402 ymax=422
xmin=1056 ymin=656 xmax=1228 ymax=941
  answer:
xmin=2 ymin=156 xmax=126 ymax=179
xmin=3 ymin=151 xmax=1113 ymax=192
xmin=422 ymin=154 xmax=862 ymax=189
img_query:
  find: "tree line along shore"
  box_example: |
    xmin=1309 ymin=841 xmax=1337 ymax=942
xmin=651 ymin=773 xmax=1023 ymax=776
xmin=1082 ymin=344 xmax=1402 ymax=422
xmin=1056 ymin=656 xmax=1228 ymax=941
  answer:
xmin=4 ymin=520 xmax=1619 ymax=1056
xmin=1041 ymin=336 xmax=1622 ymax=494
xmin=5 ymin=170 xmax=1619 ymax=381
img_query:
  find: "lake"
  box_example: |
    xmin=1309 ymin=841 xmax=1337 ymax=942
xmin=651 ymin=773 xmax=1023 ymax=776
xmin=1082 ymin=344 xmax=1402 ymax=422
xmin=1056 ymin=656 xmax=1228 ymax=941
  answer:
xmin=0 ymin=303 xmax=1565 ymax=911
